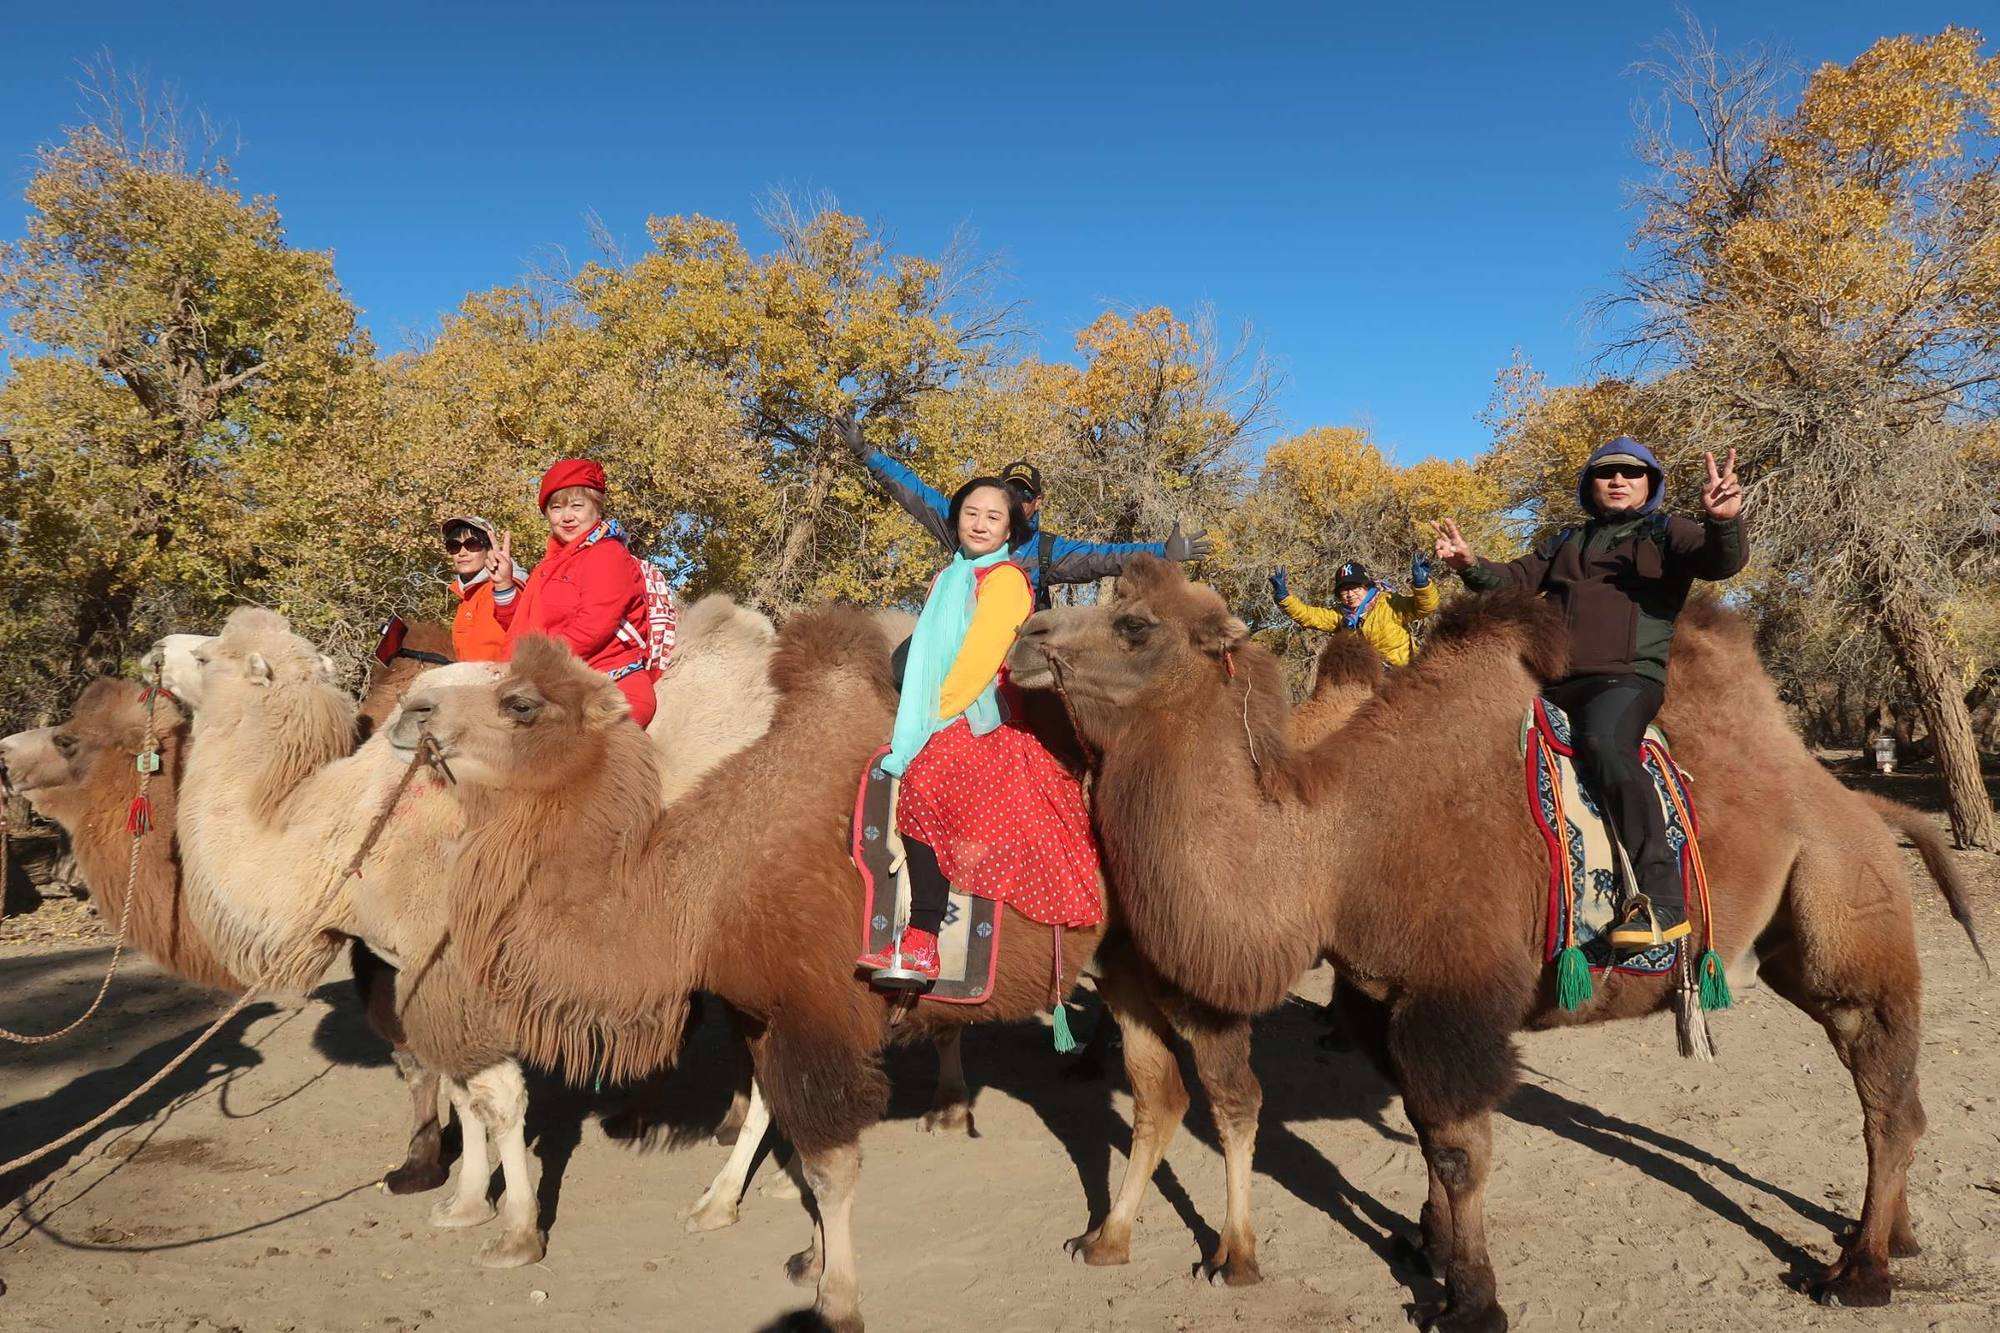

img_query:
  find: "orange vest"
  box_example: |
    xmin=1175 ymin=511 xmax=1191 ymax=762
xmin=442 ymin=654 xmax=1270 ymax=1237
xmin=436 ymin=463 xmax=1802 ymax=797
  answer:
xmin=451 ymin=579 xmax=508 ymax=662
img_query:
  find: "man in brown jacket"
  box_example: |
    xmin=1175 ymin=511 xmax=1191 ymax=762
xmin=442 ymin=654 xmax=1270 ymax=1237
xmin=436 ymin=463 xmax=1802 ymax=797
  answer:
xmin=1434 ymin=436 xmax=1747 ymax=951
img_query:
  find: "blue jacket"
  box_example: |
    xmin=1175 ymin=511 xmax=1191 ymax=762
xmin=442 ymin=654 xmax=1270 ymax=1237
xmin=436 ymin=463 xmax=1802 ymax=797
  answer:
xmin=861 ymin=449 xmax=1169 ymax=591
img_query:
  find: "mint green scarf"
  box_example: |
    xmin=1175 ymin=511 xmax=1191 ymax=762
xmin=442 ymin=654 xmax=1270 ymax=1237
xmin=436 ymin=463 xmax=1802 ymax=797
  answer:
xmin=882 ymin=547 xmax=1010 ymax=777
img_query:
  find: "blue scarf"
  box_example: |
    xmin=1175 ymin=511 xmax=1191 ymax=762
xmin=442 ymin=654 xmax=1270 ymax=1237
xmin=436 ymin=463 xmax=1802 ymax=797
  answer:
xmin=1340 ymin=584 xmax=1383 ymax=630
xmin=882 ymin=547 xmax=1010 ymax=777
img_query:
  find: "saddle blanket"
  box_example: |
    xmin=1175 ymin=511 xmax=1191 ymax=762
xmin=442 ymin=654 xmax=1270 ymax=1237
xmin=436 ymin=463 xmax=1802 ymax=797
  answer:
xmin=851 ymin=745 xmax=1002 ymax=1005
xmin=1523 ymin=699 xmax=1703 ymax=977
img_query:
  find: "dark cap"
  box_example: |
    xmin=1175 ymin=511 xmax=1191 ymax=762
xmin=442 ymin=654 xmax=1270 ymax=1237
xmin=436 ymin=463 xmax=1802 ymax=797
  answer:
xmin=1334 ymin=561 xmax=1372 ymax=589
xmin=999 ymin=459 xmax=1043 ymax=499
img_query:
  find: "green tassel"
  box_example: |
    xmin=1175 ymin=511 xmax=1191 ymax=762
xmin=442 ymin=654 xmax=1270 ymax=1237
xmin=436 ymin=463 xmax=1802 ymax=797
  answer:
xmin=1051 ymin=1003 xmax=1077 ymax=1054
xmin=1556 ymin=945 xmax=1594 ymax=1012
xmin=1698 ymin=949 xmax=1732 ymax=1012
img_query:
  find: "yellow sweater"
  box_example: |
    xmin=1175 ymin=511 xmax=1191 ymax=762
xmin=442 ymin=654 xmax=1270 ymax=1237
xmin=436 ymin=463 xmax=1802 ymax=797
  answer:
xmin=939 ymin=564 xmax=1034 ymax=717
xmin=1280 ymin=580 xmax=1439 ymax=667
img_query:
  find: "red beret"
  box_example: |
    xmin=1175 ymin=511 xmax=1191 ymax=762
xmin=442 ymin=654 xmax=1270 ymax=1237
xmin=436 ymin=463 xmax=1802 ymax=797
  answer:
xmin=537 ymin=458 xmax=607 ymax=512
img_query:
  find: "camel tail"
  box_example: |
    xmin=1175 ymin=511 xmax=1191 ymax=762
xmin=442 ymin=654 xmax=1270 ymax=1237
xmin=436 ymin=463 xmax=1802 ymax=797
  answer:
xmin=1865 ymin=793 xmax=1989 ymax=975
xmin=755 ymin=1018 xmax=889 ymax=1156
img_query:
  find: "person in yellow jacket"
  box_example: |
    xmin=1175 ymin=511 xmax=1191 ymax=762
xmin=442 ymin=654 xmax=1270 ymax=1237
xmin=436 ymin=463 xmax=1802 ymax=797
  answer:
xmin=1268 ymin=555 xmax=1438 ymax=667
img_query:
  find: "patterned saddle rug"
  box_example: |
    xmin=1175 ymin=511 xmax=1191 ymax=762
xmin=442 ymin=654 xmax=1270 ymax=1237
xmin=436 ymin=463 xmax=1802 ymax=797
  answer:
xmin=851 ymin=744 xmax=1002 ymax=1005
xmin=1523 ymin=698 xmax=1703 ymax=978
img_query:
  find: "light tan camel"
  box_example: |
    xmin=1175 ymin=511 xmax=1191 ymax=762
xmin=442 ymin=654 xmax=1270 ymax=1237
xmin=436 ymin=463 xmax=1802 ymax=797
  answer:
xmin=1005 ymin=555 xmax=1984 ymax=1331
xmin=395 ymin=614 xmax=1266 ymax=1333
xmin=158 ymin=595 xmax=784 ymax=1265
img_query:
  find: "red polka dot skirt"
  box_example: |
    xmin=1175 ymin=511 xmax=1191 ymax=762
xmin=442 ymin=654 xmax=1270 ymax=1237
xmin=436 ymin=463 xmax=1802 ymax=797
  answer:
xmin=896 ymin=712 xmax=1104 ymax=929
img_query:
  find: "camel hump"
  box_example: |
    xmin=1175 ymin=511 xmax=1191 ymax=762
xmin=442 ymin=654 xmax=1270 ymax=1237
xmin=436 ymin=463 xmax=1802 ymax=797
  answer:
xmin=675 ymin=594 xmax=776 ymax=660
xmin=1311 ymin=633 xmax=1384 ymax=695
xmin=1422 ymin=587 xmax=1569 ymax=682
xmin=770 ymin=605 xmax=895 ymax=700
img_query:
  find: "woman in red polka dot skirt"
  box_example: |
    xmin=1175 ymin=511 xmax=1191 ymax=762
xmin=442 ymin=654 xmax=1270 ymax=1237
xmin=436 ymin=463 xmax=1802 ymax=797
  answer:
xmin=857 ymin=476 xmax=1102 ymax=988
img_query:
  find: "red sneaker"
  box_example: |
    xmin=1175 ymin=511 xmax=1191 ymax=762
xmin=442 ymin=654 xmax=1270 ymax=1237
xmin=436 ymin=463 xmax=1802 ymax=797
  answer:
xmin=856 ymin=928 xmax=941 ymax=985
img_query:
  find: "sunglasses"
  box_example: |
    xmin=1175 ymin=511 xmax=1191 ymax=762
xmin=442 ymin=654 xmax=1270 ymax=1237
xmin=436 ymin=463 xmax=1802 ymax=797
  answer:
xmin=443 ymin=536 xmax=491 ymax=554
xmin=1590 ymin=465 xmax=1649 ymax=481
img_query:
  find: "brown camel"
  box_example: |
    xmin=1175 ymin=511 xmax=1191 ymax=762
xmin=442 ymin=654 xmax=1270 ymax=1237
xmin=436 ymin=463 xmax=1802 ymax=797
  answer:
xmin=159 ymin=596 xmax=795 ymax=1265
xmin=0 ymin=671 xmax=460 ymax=1194
xmin=1005 ymin=555 xmax=1984 ymax=1331
xmin=397 ymin=614 xmax=1265 ymax=1332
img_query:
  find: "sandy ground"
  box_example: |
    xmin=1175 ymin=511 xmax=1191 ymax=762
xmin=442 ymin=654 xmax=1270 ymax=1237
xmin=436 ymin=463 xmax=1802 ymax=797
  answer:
xmin=1 ymin=791 xmax=1996 ymax=1333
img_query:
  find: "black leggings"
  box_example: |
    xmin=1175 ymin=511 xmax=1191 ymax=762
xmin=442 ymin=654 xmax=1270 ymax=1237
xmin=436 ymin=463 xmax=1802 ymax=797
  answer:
xmin=903 ymin=837 xmax=950 ymax=937
xmin=1542 ymin=674 xmax=1682 ymax=916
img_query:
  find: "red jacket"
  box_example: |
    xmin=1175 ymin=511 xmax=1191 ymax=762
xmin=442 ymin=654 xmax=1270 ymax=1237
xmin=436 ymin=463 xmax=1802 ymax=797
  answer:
xmin=494 ymin=525 xmax=658 ymax=726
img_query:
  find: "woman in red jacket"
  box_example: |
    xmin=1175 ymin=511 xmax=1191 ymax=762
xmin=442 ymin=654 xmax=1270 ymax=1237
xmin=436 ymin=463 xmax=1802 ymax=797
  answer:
xmin=489 ymin=459 xmax=659 ymax=727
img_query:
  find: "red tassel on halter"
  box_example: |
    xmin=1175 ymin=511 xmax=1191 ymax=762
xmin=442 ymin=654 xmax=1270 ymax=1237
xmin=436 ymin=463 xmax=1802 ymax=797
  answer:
xmin=1222 ymin=650 xmax=1237 ymax=679
xmin=126 ymin=796 xmax=153 ymax=836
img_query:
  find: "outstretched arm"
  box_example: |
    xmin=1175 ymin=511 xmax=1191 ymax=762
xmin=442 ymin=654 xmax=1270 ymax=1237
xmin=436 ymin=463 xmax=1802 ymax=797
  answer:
xmin=844 ymin=419 xmax=956 ymax=552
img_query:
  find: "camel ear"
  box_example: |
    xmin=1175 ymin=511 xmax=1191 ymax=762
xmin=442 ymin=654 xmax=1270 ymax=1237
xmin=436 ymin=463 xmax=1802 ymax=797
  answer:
xmin=245 ymin=652 xmax=273 ymax=684
xmin=584 ymin=682 xmax=632 ymax=731
xmin=1191 ymin=612 xmax=1249 ymax=660
xmin=318 ymin=654 xmax=339 ymax=681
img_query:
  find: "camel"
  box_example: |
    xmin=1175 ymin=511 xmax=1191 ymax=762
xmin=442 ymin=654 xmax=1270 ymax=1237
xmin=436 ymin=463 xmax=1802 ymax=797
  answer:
xmin=157 ymin=595 xmax=786 ymax=1266
xmin=395 ymin=612 xmax=1266 ymax=1332
xmin=0 ymin=673 xmax=465 ymax=1195
xmin=1004 ymin=555 xmax=1985 ymax=1331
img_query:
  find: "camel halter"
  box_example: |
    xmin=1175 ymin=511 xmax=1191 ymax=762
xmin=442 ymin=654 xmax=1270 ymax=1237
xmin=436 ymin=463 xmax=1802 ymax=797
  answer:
xmin=1223 ymin=650 xmax=1263 ymax=782
xmin=0 ymin=663 xmax=166 ymax=1046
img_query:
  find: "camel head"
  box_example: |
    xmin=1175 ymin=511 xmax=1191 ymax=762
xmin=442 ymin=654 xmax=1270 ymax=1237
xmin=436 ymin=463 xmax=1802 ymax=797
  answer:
xmin=153 ymin=610 xmax=339 ymax=717
xmin=144 ymin=633 xmax=216 ymax=708
xmin=390 ymin=637 xmax=632 ymax=793
xmin=0 ymin=679 xmax=183 ymax=815
xmin=1008 ymin=555 xmax=1293 ymax=778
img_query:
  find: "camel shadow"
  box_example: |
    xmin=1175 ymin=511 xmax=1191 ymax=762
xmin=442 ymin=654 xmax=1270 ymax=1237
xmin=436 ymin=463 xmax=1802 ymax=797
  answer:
xmin=0 ymin=949 xmax=275 ymax=1227
xmin=1501 ymin=1074 xmax=1841 ymax=1274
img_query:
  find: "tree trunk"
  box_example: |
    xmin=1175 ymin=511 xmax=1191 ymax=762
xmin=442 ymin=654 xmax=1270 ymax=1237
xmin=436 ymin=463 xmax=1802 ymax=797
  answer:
xmin=756 ymin=460 xmax=836 ymax=609
xmin=1879 ymin=589 xmax=1999 ymax=851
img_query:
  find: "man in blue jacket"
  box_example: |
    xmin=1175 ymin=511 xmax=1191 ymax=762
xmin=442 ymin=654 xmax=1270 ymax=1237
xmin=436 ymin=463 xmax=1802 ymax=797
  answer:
xmin=844 ymin=419 xmax=1212 ymax=608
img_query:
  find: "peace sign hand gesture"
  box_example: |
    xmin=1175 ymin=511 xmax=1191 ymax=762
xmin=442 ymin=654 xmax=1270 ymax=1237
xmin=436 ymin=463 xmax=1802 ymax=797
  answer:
xmin=1701 ymin=450 xmax=1743 ymax=521
xmin=1433 ymin=517 xmax=1475 ymax=572
xmin=487 ymin=531 xmax=516 ymax=593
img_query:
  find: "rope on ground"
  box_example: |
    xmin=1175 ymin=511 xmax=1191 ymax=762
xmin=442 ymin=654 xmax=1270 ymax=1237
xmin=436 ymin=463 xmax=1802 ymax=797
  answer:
xmin=0 ymin=669 xmax=165 ymax=1045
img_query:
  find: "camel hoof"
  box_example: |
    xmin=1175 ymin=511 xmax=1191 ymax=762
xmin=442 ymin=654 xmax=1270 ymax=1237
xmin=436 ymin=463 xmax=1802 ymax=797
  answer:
xmin=1065 ymin=1229 xmax=1130 ymax=1268
xmin=383 ymin=1161 xmax=449 ymax=1195
xmin=785 ymin=1247 xmax=824 ymax=1287
xmin=1812 ymin=1263 xmax=1893 ymax=1308
xmin=681 ymin=1190 xmax=740 ymax=1233
xmin=920 ymin=1102 xmax=976 ymax=1137
xmin=1201 ymin=1249 xmax=1262 ymax=1287
xmin=429 ymin=1196 xmax=497 ymax=1230
xmin=1412 ymin=1298 xmax=1508 ymax=1333
xmin=476 ymin=1229 xmax=546 ymax=1269
xmin=760 ymin=1172 xmax=803 ymax=1201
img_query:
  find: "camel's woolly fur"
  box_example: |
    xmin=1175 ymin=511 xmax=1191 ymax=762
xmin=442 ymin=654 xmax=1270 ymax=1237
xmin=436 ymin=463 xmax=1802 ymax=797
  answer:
xmin=646 ymin=595 xmax=779 ymax=803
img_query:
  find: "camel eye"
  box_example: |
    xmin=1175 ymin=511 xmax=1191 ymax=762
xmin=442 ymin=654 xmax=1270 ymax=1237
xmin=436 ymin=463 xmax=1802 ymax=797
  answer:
xmin=502 ymin=693 xmax=543 ymax=724
xmin=1113 ymin=614 xmax=1155 ymax=646
xmin=53 ymin=732 xmax=79 ymax=756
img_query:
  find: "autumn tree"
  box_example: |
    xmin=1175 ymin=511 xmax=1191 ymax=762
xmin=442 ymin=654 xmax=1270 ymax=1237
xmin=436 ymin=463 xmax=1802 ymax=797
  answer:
xmin=0 ymin=76 xmax=373 ymax=717
xmin=1613 ymin=24 xmax=2000 ymax=847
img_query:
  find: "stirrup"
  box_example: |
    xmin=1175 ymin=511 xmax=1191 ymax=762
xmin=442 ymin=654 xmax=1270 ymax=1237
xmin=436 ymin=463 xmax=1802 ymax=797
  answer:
xmin=870 ymin=955 xmax=935 ymax=992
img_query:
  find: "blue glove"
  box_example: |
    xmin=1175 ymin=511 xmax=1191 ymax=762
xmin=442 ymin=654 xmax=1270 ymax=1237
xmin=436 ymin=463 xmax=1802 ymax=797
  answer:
xmin=1268 ymin=568 xmax=1289 ymax=605
xmin=1411 ymin=552 xmax=1432 ymax=588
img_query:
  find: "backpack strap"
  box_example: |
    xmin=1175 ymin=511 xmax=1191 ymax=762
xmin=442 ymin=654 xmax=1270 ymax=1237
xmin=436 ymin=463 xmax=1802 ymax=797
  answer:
xmin=1034 ymin=530 xmax=1057 ymax=612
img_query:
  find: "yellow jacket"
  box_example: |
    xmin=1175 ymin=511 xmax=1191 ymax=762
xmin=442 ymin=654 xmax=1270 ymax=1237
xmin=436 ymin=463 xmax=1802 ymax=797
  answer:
xmin=1280 ymin=580 xmax=1438 ymax=667
xmin=939 ymin=563 xmax=1033 ymax=717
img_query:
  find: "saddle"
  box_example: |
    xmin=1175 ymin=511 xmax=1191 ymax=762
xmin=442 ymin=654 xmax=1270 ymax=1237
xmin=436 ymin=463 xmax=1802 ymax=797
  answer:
xmin=851 ymin=744 xmax=1002 ymax=1005
xmin=1522 ymin=698 xmax=1706 ymax=983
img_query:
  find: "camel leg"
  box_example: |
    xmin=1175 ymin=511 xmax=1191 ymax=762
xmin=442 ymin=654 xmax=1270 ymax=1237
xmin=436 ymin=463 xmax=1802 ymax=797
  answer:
xmin=383 ymin=1048 xmax=449 ymax=1194
xmin=920 ymin=1027 xmax=975 ymax=1136
xmin=1406 ymin=1110 xmax=1505 ymax=1333
xmin=462 ymin=1062 xmax=545 ymax=1268
xmin=430 ymin=1078 xmax=497 ymax=1229
xmin=1066 ymin=962 xmax=1188 ymax=1268
xmin=1757 ymin=944 xmax=1923 ymax=1306
xmin=684 ymin=1077 xmax=772 ymax=1232
xmin=1413 ymin=1126 xmax=1455 ymax=1276
xmin=795 ymin=1141 xmax=863 ymax=1333
xmin=1180 ymin=1013 xmax=1262 ymax=1286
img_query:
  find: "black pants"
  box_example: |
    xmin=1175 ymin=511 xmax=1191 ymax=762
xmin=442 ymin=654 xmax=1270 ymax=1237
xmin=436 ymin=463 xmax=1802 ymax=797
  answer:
xmin=903 ymin=837 xmax=950 ymax=937
xmin=1542 ymin=674 xmax=1682 ymax=919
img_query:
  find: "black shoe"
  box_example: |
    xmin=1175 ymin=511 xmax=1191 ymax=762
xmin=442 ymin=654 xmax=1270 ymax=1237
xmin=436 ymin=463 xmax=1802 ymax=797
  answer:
xmin=1607 ymin=896 xmax=1691 ymax=952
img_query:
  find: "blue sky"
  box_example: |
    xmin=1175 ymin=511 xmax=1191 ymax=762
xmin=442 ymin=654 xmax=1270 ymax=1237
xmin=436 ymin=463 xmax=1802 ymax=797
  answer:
xmin=0 ymin=2 xmax=1976 ymax=463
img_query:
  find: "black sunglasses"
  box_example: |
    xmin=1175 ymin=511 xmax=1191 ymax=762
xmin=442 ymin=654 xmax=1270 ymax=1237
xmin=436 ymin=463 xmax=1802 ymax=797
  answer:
xmin=444 ymin=535 xmax=491 ymax=554
xmin=1590 ymin=465 xmax=1649 ymax=481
